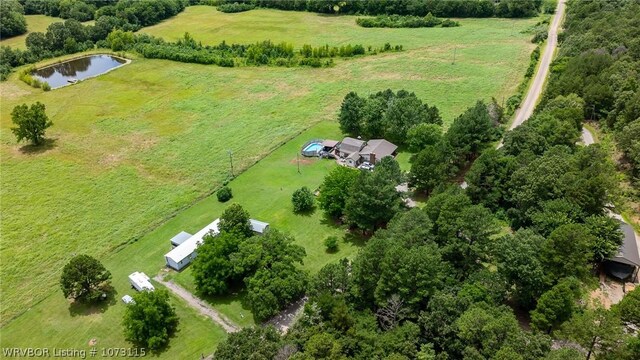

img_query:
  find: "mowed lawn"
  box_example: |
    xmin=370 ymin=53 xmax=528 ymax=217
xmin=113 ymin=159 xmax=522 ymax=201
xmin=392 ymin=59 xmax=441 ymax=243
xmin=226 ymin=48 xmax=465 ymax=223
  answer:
xmin=0 ymin=15 xmax=64 ymax=49
xmin=1 ymin=7 xmax=536 ymax=331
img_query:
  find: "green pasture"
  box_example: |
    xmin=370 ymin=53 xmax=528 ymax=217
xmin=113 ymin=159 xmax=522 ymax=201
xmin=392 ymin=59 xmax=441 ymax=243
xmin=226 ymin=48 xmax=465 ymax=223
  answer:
xmin=1 ymin=6 xmax=537 ymax=352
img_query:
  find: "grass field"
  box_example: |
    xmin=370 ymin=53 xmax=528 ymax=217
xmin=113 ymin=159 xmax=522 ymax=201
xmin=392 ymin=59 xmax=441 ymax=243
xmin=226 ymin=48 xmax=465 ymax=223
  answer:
xmin=0 ymin=15 xmax=64 ymax=49
xmin=1 ymin=5 xmax=537 ymax=348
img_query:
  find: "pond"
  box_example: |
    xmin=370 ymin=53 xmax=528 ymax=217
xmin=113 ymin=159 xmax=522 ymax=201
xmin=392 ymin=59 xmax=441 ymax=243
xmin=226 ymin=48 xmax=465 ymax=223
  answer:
xmin=33 ymin=54 xmax=129 ymax=89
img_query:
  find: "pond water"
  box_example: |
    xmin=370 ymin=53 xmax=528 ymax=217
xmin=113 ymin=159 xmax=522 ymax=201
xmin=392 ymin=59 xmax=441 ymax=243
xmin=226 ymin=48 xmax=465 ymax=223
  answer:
xmin=33 ymin=54 xmax=128 ymax=89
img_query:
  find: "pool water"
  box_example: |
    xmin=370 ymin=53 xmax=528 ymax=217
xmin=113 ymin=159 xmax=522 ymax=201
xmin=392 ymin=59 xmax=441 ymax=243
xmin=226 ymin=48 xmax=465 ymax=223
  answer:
xmin=303 ymin=143 xmax=323 ymax=153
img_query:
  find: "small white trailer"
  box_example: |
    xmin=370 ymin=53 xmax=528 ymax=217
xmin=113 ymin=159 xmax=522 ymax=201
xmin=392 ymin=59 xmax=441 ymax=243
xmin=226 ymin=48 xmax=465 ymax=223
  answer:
xmin=128 ymin=272 xmax=154 ymax=292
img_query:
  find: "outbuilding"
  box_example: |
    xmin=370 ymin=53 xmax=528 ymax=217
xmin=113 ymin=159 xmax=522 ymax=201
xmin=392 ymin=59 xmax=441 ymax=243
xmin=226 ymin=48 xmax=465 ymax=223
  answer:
xmin=170 ymin=231 xmax=192 ymax=246
xmin=164 ymin=219 xmax=220 ymax=271
xmin=250 ymin=219 xmax=270 ymax=234
xmin=164 ymin=218 xmax=269 ymax=271
xmin=605 ymin=222 xmax=640 ymax=282
xmin=128 ymin=272 xmax=154 ymax=292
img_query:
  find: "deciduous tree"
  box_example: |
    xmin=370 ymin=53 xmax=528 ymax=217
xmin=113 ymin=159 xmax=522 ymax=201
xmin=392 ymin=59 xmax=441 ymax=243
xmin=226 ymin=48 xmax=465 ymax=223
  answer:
xmin=292 ymin=186 xmax=315 ymax=213
xmin=317 ymin=166 xmax=359 ymax=218
xmin=60 ymin=254 xmax=112 ymax=303
xmin=122 ymin=289 xmax=179 ymax=350
xmin=11 ymin=102 xmax=53 ymax=146
xmin=218 ymin=203 xmax=253 ymax=237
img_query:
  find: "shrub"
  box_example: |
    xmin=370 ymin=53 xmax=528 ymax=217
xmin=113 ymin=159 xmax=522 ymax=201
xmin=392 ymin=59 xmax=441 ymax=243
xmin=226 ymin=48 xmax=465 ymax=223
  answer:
xmin=42 ymin=82 xmax=51 ymax=91
xmin=217 ymin=2 xmax=256 ymax=13
xmin=324 ymin=236 xmax=339 ymax=252
xmin=216 ymin=186 xmax=233 ymax=202
xmin=292 ymin=186 xmax=315 ymax=213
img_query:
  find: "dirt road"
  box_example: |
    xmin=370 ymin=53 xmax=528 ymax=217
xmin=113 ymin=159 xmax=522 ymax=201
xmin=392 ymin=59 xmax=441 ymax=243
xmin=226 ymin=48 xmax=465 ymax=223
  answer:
xmin=581 ymin=127 xmax=595 ymax=145
xmin=509 ymin=0 xmax=566 ymax=130
xmin=154 ymin=275 xmax=240 ymax=333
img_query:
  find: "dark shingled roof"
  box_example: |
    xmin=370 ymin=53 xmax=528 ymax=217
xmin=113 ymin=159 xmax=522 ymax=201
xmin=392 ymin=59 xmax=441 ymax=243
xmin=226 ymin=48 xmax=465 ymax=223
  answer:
xmin=338 ymin=137 xmax=365 ymax=154
xmin=360 ymin=139 xmax=398 ymax=159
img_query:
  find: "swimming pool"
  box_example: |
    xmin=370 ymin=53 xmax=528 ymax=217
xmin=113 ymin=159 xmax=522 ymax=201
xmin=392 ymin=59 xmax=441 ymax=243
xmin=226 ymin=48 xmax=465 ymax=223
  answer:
xmin=301 ymin=140 xmax=324 ymax=157
xmin=303 ymin=143 xmax=323 ymax=153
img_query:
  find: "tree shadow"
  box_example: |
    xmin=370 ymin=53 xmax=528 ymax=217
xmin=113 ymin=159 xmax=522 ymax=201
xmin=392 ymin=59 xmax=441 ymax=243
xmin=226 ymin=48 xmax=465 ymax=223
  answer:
xmin=68 ymin=287 xmax=118 ymax=317
xmin=18 ymin=138 xmax=58 ymax=155
xmin=319 ymin=214 xmax=344 ymax=229
xmin=343 ymin=230 xmax=368 ymax=247
xmin=293 ymin=206 xmax=317 ymax=217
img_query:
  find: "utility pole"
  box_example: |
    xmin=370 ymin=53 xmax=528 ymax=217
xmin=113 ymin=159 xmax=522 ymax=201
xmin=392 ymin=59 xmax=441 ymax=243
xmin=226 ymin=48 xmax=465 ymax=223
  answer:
xmin=452 ymin=47 xmax=457 ymax=65
xmin=227 ymin=149 xmax=234 ymax=178
xmin=296 ymin=152 xmax=301 ymax=174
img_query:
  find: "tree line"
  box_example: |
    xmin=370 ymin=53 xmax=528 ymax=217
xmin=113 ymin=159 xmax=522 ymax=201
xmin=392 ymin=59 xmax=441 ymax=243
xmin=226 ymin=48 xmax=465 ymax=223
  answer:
xmin=220 ymin=0 xmax=545 ymax=18
xmin=21 ymin=0 xmax=189 ymax=25
xmin=356 ymin=13 xmax=460 ymax=28
xmin=105 ymin=31 xmax=402 ymax=68
xmin=0 ymin=0 xmax=27 ymax=38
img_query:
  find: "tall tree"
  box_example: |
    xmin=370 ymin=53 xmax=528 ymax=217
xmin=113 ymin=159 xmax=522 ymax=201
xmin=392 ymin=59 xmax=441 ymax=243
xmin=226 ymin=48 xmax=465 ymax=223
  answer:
xmin=530 ymin=277 xmax=582 ymax=333
xmin=614 ymin=287 xmax=640 ymax=328
xmin=445 ymin=100 xmax=499 ymax=164
xmin=218 ymin=203 xmax=253 ymax=237
xmin=584 ymin=215 xmax=624 ymax=263
xmin=122 ymin=289 xmax=179 ymax=350
xmin=11 ymin=102 xmax=53 ymax=146
xmin=374 ymin=243 xmax=445 ymax=312
xmin=192 ymin=231 xmax=243 ymax=296
xmin=0 ymin=0 xmax=27 ymax=38
xmin=409 ymin=144 xmax=450 ymax=194
xmin=557 ymin=307 xmax=627 ymax=360
xmin=60 ymin=254 xmax=112 ymax=303
xmin=493 ymin=229 xmax=547 ymax=309
xmin=214 ymin=326 xmax=282 ymax=360
xmin=542 ymin=224 xmax=595 ymax=283
xmin=317 ymin=166 xmax=359 ymax=218
xmin=464 ymin=149 xmax=517 ymax=210
xmin=233 ymin=230 xmax=308 ymax=321
xmin=383 ymin=93 xmax=441 ymax=144
xmin=407 ymin=123 xmax=442 ymax=153
xmin=344 ymin=170 xmax=402 ymax=232
xmin=339 ymin=91 xmax=365 ymax=135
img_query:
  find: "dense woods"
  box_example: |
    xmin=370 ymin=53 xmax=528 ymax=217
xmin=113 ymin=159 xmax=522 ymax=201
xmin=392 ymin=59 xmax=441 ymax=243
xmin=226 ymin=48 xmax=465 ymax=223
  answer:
xmin=356 ymin=13 xmax=460 ymax=28
xmin=211 ymin=2 xmax=640 ymax=356
xmin=0 ymin=0 xmax=27 ymax=38
xmin=541 ymin=0 xmax=640 ymax=187
xmin=226 ymin=0 xmax=544 ymax=18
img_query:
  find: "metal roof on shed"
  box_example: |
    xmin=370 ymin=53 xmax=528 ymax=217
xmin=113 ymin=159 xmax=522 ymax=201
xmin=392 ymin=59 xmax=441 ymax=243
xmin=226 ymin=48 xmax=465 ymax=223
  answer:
xmin=170 ymin=231 xmax=192 ymax=246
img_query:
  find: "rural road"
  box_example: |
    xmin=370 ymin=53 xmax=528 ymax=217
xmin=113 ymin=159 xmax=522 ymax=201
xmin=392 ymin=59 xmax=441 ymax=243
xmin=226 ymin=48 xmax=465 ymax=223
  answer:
xmin=509 ymin=0 xmax=566 ymax=130
xmin=154 ymin=275 xmax=240 ymax=333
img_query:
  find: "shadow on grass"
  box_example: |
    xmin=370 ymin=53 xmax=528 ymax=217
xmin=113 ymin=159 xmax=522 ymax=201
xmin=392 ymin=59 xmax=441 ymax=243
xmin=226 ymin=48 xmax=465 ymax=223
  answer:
xmin=319 ymin=214 xmax=344 ymax=229
xmin=68 ymin=288 xmax=118 ymax=317
xmin=194 ymin=284 xmax=253 ymax=315
xmin=343 ymin=230 xmax=368 ymax=247
xmin=18 ymin=138 xmax=58 ymax=155
xmin=293 ymin=206 xmax=317 ymax=217
xmin=126 ymin=331 xmax=177 ymax=357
